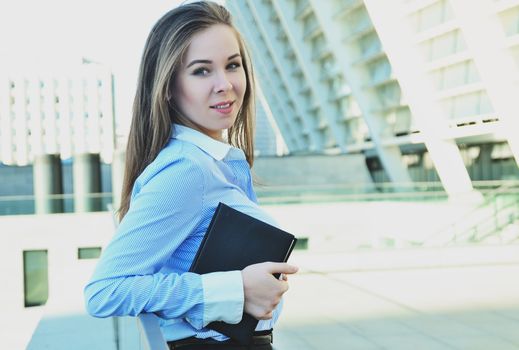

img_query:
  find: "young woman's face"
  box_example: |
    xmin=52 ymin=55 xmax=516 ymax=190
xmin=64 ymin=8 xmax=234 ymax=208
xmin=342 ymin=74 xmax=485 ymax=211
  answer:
xmin=175 ymin=24 xmax=247 ymax=140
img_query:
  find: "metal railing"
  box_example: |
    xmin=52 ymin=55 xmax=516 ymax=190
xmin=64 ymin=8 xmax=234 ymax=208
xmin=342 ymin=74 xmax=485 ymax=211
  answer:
xmin=445 ymin=192 xmax=519 ymax=245
xmin=136 ymin=314 xmax=169 ymax=350
xmin=1 ymin=180 xmax=518 ymax=214
xmin=255 ymin=181 xmax=448 ymax=204
xmin=422 ymin=181 xmax=519 ymax=246
xmin=0 ymin=192 xmax=113 ymax=215
xmin=256 ymin=180 xmax=517 ymax=205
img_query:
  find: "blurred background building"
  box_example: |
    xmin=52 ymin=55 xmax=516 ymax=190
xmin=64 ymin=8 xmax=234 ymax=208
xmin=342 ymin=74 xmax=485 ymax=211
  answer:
xmin=2 ymin=0 xmax=519 ymax=349
xmin=228 ymin=0 xmax=519 ymax=189
xmin=1 ymin=61 xmax=115 ymax=166
xmin=0 ymin=61 xmax=116 ymax=215
xmin=3 ymin=0 xmax=519 ymax=214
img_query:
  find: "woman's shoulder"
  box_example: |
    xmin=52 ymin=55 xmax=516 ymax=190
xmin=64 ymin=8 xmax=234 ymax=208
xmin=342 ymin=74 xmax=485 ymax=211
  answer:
xmin=136 ymin=139 xmax=211 ymax=187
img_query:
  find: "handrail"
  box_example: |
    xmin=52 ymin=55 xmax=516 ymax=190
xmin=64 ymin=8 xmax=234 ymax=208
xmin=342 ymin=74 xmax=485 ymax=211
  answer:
xmin=258 ymin=190 xmax=449 ymax=205
xmin=422 ymin=185 xmax=519 ymax=246
xmin=0 ymin=192 xmax=114 ymax=216
xmin=2 ymin=181 xmax=519 ymax=214
xmin=1 ymin=180 xmax=517 ymax=203
xmin=422 ymin=183 xmax=518 ymax=239
xmin=254 ymin=180 xmax=519 ymax=191
xmin=0 ymin=192 xmax=113 ymax=201
xmin=446 ymin=193 xmax=519 ymax=244
xmin=136 ymin=314 xmax=169 ymax=350
xmin=255 ymin=181 xmax=445 ymax=192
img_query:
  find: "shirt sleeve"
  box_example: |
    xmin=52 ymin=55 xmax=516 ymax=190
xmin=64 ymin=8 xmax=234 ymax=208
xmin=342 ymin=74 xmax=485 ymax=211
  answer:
xmin=83 ymin=156 xmax=244 ymax=327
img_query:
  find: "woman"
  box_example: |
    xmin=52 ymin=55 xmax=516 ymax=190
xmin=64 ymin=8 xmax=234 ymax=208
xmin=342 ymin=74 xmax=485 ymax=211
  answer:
xmin=84 ymin=2 xmax=298 ymax=349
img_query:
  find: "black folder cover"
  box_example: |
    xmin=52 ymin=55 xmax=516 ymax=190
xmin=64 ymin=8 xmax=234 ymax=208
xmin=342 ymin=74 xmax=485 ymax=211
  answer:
xmin=189 ymin=202 xmax=297 ymax=345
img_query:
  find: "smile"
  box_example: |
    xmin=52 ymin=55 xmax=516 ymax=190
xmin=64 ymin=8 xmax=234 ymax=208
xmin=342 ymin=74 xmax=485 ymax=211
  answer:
xmin=210 ymin=100 xmax=235 ymax=109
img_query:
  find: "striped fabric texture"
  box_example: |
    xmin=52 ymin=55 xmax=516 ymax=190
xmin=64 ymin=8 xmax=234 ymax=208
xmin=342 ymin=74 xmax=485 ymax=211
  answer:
xmin=84 ymin=124 xmax=282 ymax=342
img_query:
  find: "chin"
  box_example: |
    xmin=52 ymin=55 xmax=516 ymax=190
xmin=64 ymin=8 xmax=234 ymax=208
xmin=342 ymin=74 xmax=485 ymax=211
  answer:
xmin=221 ymin=117 xmax=238 ymax=129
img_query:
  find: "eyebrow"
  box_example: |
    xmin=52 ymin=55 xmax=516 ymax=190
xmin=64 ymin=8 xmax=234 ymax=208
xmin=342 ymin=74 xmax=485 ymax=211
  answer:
xmin=186 ymin=53 xmax=241 ymax=68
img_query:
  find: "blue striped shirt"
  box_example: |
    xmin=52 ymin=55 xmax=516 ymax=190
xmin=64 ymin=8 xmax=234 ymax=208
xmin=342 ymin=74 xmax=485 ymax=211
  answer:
xmin=84 ymin=124 xmax=282 ymax=342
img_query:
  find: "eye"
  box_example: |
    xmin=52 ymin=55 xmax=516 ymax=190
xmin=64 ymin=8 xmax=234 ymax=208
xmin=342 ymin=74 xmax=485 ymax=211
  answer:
xmin=227 ymin=62 xmax=241 ymax=71
xmin=192 ymin=67 xmax=210 ymax=76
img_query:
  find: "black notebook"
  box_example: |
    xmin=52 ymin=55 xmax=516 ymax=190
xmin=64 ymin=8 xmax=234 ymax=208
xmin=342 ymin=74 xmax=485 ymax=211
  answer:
xmin=189 ymin=202 xmax=297 ymax=345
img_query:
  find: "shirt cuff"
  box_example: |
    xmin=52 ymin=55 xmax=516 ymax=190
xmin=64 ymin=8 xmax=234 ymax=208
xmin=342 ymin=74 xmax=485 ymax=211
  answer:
xmin=201 ymin=271 xmax=244 ymax=327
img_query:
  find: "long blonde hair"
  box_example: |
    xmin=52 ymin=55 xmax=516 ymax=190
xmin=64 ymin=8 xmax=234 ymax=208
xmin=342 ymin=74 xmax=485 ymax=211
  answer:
xmin=119 ymin=1 xmax=256 ymax=220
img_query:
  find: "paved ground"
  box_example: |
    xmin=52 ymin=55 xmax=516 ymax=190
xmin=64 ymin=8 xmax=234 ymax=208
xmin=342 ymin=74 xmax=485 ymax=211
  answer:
xmin=27 ymin=245 xmax=519 ymax=350
xmin=273 ymin=248 xmax=519 ymax=350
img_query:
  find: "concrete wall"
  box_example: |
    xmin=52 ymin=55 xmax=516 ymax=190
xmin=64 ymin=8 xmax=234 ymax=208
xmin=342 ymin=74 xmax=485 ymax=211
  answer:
xmin=1 ymin=199 xmax=482 ymax=349
xmin=253 ymin=154 xmax=374 ymax=187
xmin=263 ymin=200 xmax=478 ymax=251
xmin=1 ymin=212 xmax=116 ymax=349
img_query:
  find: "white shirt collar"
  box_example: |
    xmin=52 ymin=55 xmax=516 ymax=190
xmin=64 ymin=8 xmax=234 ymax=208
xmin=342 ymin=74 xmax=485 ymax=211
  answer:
xmin=171 ymin=124 xmax=245 ymax=161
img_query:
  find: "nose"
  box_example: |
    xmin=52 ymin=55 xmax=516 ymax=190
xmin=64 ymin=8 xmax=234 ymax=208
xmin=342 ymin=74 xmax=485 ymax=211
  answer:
xmin=213 ymin=72 xmax=233 ymax=94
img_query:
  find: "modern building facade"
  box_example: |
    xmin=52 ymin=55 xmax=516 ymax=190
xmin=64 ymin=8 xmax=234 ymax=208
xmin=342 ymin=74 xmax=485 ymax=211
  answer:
xmin=0 ymin=62 xmax=115 ymax=166
xmin=227 ymin=0 xmax=519 ymax=196
xmin=0 ymin=61 xmax=117 ymax=213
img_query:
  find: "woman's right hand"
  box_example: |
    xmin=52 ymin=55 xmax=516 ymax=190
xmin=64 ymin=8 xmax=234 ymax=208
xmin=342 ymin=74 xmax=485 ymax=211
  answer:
xmin=241 ymin=262 xmax=299 ymax=320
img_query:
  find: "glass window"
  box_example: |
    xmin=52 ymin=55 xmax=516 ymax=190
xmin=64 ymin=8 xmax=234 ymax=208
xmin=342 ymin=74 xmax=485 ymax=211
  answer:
xmin=78 ymin=247 xmax=102 ymax=259
xmin=23 ymin=250 xmax=48 ymax=307
xmin=453 ymin=92 xmax=480 ymax=118
xmin=442 ymin=62 xmax=467 ymax=90
xmin=499 ymin=6 xmax=519 ymax=37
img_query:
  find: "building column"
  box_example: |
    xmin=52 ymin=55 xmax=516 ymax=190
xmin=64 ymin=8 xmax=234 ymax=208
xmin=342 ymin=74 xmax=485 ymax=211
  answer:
xmin=270 ymin=0 xmax=349 ymax=151
xmin=449 ymin=0 xmax=519 ymax=168
xmin=363 ymin=0 xmax=477 ymax=199
xmin=228 ymin=1 xmax=321 ymax=151
xmin=308 ymin=0 xmax=413 ymax=184
xmin=478 ymin=144 xmax=494 ymax=180
xmin=73 ymin=153 xmax=102 ymax=212
xmin=33 ymin=154 xmax=64 ymax=214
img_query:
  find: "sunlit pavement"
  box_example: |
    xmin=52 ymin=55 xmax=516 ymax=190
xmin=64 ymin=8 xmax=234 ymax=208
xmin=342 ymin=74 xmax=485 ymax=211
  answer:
xmin=274 ymin=246 xmax=519 ymax=350
xmin=25 ymin=245 xmax=519 ymax=350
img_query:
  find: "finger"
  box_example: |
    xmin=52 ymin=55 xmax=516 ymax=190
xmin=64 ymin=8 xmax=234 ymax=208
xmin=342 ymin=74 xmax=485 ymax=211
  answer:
xmin=280 ymin=281 xmax=289 ymax=293
xmin=263 ymin=311 xmax=273 ymax=320
xmin=265 ymin=262 xmax=299 ymax=274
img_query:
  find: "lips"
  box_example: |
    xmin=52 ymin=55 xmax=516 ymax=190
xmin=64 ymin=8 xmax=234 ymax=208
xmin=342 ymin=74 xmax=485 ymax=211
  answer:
xmin=210 ymin=100 xmax=234 ymax=109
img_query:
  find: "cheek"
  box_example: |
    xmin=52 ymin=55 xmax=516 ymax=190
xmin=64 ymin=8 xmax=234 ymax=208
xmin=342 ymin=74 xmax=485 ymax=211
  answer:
xmin=179 ymin=82 xmax=205 ymax=109
xmin=233 ymin=73 xmax=247 ymax=101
